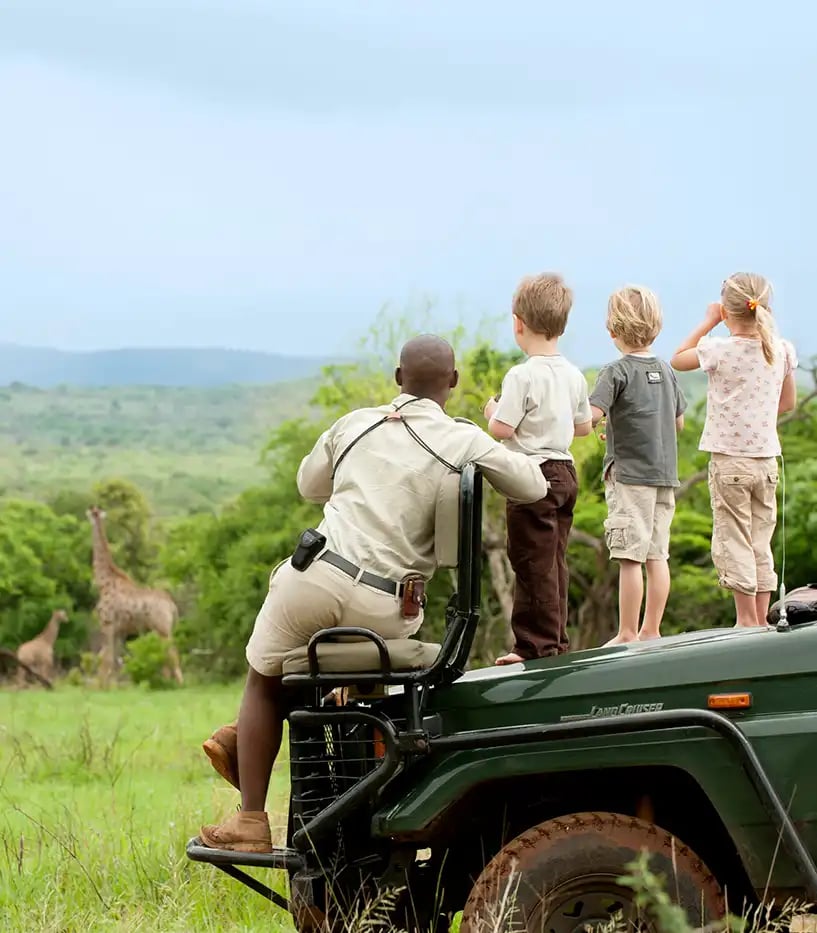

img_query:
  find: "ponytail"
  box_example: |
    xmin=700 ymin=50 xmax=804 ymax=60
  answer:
xmin=721 ymin=272 xmax=777 ymax=366
xmin=754 ymin=305 xmax=776 ymax=365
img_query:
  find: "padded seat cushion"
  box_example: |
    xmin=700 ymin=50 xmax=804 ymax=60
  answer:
xmin=434 ymin=471 xmax=461 ymax=569
xmin=282 ymin=638 xmax=441 ymax=676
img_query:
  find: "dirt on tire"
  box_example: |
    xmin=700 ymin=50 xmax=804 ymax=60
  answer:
xmin=460 ymin=811 xmax=725 ymax=933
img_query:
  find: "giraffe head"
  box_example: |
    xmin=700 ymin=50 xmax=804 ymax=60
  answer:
xmin=52 ymin=609 xmax=69 ymax=625
xmin=86 ymin=505 xmax=107 ymax=523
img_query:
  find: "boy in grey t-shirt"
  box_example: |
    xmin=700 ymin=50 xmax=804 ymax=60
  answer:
xmin=589 ymin=286 xmax=686 ymax=645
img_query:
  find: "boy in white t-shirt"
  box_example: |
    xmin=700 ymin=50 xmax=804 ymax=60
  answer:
xmin=484 ymin=273 xmax=592 ymax=663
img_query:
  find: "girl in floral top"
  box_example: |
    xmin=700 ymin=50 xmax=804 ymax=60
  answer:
xmin=671 ymin=273 xmax=797 ymax=628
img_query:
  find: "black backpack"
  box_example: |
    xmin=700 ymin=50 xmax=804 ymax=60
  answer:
xmin=768 ymin=584 xmax=817 ymax=626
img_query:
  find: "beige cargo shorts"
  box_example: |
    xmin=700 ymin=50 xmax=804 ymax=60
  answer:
xmin=603 ymin=471 xmax=676 ymax=562
xmin=245 ymin=558 xmax=423 ymax=677
xmin=708 ymin=453 xmax=779 ymax=595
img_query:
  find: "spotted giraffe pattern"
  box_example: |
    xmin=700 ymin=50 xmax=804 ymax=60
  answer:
xmin=16 ymin=609 xmax=68 ymax=686
xmin=88 ymin=506 xmax=183 ymax=684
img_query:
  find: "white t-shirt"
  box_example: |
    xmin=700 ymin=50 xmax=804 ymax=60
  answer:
xmin=697 ymin=335 xmax=797 ymax=457
xmin=492 ymin=355 xmax=592 ymax=462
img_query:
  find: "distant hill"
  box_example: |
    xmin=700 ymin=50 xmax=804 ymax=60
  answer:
xmin=0 ymin=381 xmax=316 ymax=513
xmin=0 ymin=344 xmax=335 ymax=388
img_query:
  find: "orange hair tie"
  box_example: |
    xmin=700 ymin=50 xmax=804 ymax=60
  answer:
xmin=747 ymin=299 xmax=759 ymax=311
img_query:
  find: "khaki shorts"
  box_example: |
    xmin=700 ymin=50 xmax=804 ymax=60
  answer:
xmin=603 ymin=473 xmax=676 ymax=562
xmin=709 ymin=453 xmax=779 ymax=596
xmin=245 ymin=558 xmax=423 ymax=677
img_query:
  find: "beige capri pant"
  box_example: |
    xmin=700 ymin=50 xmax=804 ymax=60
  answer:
xmin=708 ymin=453 xmax=779 ymax=596
xmin=245 ymin=558 xmax=423 ymax=677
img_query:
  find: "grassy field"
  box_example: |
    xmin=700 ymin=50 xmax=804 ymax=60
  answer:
xmin=0 ymin=684 xmax=296 ymax=932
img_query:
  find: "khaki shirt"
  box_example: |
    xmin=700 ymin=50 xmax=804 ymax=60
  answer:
xmin=297 ymin=394 xmax=548 ymax=580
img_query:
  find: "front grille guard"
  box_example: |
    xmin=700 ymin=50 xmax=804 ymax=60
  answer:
xmin=288 ymin=706 xmax=403 ymax=854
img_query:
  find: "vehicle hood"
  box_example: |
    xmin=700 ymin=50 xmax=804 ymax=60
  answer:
xmin=426 ymin=622 xmax=817 ymax=724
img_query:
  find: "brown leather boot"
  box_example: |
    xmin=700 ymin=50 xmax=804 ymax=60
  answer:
xmin=199 ymin=810 xmax=272 ymax=853
xmin=202 ymin=722 xmax=239 ymax=790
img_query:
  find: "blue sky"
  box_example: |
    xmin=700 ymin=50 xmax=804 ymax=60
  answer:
xmin=0 ymin=1 xmax=812 ymax=364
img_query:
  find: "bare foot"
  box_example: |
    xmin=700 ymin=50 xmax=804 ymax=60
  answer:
xmin=604 ymin=633 xmax=637 ymax=647
xmin=637 ymin=631 xmax=661 ymax=642
xmin=495 ymin=652 xmax=525 ymax=666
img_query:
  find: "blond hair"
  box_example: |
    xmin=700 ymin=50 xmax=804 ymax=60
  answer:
xmin=512 ymin=274 xmax=573 ymax=338
xmin=721 ymin=272 xmax=776 ymax=365
xmin=606 ymin=285 xmax=663 ymax=349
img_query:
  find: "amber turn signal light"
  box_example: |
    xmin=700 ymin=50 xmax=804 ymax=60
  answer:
xmin=708 ymin=693 xmax=752 ymax=709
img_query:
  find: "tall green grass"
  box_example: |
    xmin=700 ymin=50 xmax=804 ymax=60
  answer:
xmin=5 ymin=686 xmax=809 ymax=933
xmin=0 ymin=684 xmax=294 ymax=932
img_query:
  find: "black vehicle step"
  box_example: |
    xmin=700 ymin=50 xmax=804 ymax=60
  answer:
xmin=186 ymin=837 xmax=304 ymax=871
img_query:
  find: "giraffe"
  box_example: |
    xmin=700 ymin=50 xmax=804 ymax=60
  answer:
xmin=87 ymin=506 xmax=183 ymax=685
xmin=15 ymin=609 xmax=69 ymax=686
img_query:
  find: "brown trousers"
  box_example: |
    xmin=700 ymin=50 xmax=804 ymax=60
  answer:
xmin=506 ymin=460 xmax=578 ymax=658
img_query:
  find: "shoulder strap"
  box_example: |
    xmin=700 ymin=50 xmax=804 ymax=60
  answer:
xmin=330 ymin=397 xmax=421 ymax=479
xmin=400 ymin=419 xmax=461 ymax=473
xmin=330 ymin=397 xmax=461 ymax=479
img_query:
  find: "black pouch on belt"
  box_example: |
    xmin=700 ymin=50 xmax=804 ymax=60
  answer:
xmin=401 ymin=576 xmax=426 ymax=618
xmin=291 ymin=528 xmax=327 ymax=572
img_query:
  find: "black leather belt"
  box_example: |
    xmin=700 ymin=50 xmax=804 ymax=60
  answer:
xmin=319 ymin=551 xmax=405 ymax=596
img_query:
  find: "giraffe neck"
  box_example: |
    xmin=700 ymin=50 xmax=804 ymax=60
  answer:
xmin=40 ymin=612 xmax=62 ymax=646
xmin=91 ymin=517 xmax=120 ymax=584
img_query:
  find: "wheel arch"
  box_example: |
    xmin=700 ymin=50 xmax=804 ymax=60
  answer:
xmin=404 ymin=764 xmax=757 ymax=915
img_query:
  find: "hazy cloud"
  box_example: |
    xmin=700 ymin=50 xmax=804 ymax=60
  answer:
xmin=0 ymin=0 xmax=811 ymax=359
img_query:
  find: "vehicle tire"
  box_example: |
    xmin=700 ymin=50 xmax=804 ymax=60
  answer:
xmin=460 ymin=811 xmax=724 ymax=933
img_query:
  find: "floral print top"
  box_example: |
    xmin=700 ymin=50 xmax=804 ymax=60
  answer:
xmin=697 ymin=335 xmax=797 ymax=457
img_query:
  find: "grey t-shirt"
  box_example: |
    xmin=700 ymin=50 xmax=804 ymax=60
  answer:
xmin=589 ymin=355 xmax=687 ymax=487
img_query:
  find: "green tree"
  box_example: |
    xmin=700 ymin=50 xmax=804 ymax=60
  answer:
xmin=49 ymin=478 xmax=161 ymax=582
xmin=775 ymin=359 xmax=817 ymax=591
xmin=160 ymin=418 xmax=326 ymax=678
xmin=0 ymin=500 xmax=94 ymax=664
xmin=91 ymin=478 xmax=158 ymax=581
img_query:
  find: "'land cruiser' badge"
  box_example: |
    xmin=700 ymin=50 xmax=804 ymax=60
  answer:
xmin=560 ymin=702 xmax=664 ymax=722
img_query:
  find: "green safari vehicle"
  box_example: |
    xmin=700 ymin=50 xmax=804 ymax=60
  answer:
xmin=188 ymin=464 xmax=817 ymax=931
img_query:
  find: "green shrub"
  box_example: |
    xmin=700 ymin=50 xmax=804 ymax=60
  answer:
xmin=620 ymin=851 xmax=812 ymax=933
xmin=122 ymin=633 xmax=176 ymax=690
